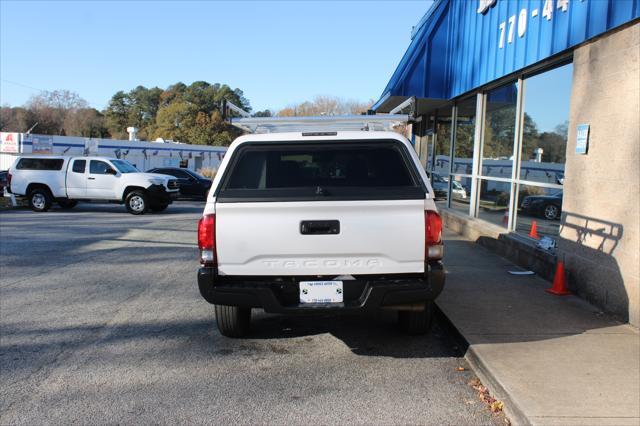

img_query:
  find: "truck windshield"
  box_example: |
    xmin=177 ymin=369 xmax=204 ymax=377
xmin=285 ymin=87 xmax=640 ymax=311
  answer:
xmin=219 ymin=140 xmax=424 ymax=201
xmin=111 ymin=160 xmax=139 ymax=173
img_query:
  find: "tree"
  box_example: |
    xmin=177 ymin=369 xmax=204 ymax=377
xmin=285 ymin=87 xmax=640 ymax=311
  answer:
xmin=2 ymin=81 xmax=252 ymax=146
xmin=252 ymin=109 xmax=272 ymax=117
xmin=104 ymin=91 xmax=131 ymax=139
xmin=25 ymin=90 xmax=89 ymax=135
xmin=160 ymin=82 xmax=187 ymax=107
xmin=276 ymin=96 xmax=373 ymax=117
xmin=128 ymin=86 xmax=162 ymax=139
xmin=153 ymin=101 xmax=195 ymax=142
xmin=104 ymin=86 xmax=163 ymax=139
xmin=1 ymin=106 xmax=37 ymax=133
xmin=64 ymin=108 xmax=108 ymax=138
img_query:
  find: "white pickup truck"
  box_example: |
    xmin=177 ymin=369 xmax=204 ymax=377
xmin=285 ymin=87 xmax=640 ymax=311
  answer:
xmin=197 ymin=131 xmax=445 ymax=337
xmin=7 ymin=156 xmax=179 ymax=214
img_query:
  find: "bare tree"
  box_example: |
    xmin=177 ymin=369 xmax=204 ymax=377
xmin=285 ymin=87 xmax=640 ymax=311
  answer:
xmin=276 ymin=96 xmax=373 ymax=117
xmin=26 ymin=90 xmax=89 ymax=135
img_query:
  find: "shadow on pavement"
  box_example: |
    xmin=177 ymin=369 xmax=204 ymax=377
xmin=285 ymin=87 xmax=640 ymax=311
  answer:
xmin=246 ymin=310 xmax=465 ymax=358
xmin=1 ymin=312 xmax=464 ymax=380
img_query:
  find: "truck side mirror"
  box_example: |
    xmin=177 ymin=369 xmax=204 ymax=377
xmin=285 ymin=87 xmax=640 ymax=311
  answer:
xmin=107 ymin=168 xmax=117 ymax=175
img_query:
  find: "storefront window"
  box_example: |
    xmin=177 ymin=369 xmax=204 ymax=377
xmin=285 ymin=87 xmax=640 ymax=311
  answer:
xmin=434 ymin=119 xmax=451 ymax=174
xmin=424 ymin=116 xmax=436 ymax=174
xmin=478 ymin=179 xmax=511 ymax=228
xmin=449 ymin=175 xmax=471 ymax=213
xmin=450 ymin=96 xmax=476 ymax=214
xmin=476 ymin=82 xmax=518 ymax=227
xmin=513 ymin=63 xmax=572 ymax=238
xmin=430 ymin=119 xmax=451 ymax=205
xmin=519 ymin=64 xmax=572 ymax=184
xmin=515 ymin=184 xmax=562 ymax=237
xmin=452 ymin=97 xmax=476 ymax=175
xmin=420 ymin=63 xmax=570 ymax=238
xmin=481 ymin=82 xmax=518 ymax=180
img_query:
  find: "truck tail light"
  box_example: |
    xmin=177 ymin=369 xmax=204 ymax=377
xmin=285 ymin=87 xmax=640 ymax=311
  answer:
xmin=7 ymin=172 xmax=11 ymax=186
xmin=198 ymin=214 xmax=216 ymax=266
xmin=425 ymin=210 xmax=443 ymax=260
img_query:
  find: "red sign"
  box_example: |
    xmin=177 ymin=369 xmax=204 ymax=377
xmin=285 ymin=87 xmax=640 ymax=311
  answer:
xmin=1 ymin=132 xmax=19 ymax=153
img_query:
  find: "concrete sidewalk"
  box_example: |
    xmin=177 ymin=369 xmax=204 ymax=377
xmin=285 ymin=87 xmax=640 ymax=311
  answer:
xmin=439 ymin=229 xmax=640 ymax=425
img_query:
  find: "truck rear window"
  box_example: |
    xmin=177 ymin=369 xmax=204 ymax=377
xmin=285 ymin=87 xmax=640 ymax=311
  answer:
xmin=16 ymin=158 xmax=64 ymax=171
xmin=218 ymin=140 xmax=424 ymax=201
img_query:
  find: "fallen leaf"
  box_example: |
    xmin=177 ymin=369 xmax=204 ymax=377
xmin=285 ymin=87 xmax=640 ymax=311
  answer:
xmin=456 ymin=367 xmax=466 ymax=372
xmin=490 ymin=400 xmax=504 ymax=413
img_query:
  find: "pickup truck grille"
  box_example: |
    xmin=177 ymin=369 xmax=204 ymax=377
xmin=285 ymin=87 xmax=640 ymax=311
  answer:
xmin=167 ymin=179 xmax=179 ymax=190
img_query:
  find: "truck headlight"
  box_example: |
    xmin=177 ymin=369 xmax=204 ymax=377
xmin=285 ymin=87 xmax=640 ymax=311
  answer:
xmin=148 ymin=178 xmax=164 ymax=185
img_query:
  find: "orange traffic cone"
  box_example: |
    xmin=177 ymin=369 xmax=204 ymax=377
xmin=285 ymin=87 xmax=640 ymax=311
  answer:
xmin=529 ymin=220 xmax=540 ymax=239
xmin=546 ymin=261 xmax=571 ymax=295
xmin=501 ymin=210 xmax=509 ymax=226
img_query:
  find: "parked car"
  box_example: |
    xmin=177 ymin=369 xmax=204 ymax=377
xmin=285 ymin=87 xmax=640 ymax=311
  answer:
xmin=520 ymin=190 xmax=563 ymax=220
xmin=429 ymin=173 xmax=448 ymax=200
xmin=0 ymin=170 xmax=7 ymax=194
xmin=197 ymin=131 xmax=445 ymax=337
xmin=7 ymin=156 xmax=179 ymax=214
xmin=428 ymin=173 xmax=467 ymax=200
xmin=147 ymin=167 xmax=212 ymax=200
xmin=450 ymin=180 xmax=467 ymax=200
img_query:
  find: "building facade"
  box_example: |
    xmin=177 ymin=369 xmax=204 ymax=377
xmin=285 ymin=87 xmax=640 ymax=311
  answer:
xmin=374 ymin=0 xmax=639 ymax=325
xmin=0 ymin=133 xmax=227 ymax=173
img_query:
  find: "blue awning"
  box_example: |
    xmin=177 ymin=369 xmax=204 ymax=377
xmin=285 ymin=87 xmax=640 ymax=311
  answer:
xmin=374 ymin=0 xmax=640 ymax=113
xmin=373 ymin=0 xmax=450 ymax=113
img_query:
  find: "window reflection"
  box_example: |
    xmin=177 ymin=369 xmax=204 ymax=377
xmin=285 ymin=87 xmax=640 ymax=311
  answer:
xmin=452 ymin=97 xmax=476 ymax=175
xmin=450 ymin=175 xmax=471 ymax=214
xmin=520 ymin=63 xmax=572 ymax=184
xmin=426 ymin=138 xmax=434 ymax=173
xmin=430 ymin=118 xmax=451 ymax=205
xmin=478 ymin=179 xmax=511 ymax=228
xmin=516 ymin=185 xmax=562 ymax=237
xmin=420 ymin=63 xmax=570 ymax=237
xmin=434 ymin=118 xmax=451 ymax=173
xmin=482 ymin=82 xmax=518 ymax=178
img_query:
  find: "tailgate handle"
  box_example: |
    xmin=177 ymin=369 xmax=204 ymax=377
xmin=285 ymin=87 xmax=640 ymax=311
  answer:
xmin=300 ymin=220 xmax=340 ymax=235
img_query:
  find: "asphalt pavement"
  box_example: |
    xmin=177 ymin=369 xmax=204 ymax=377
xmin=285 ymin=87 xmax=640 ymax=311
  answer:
xmin=1 ymin=201 xmax=502 ymax=425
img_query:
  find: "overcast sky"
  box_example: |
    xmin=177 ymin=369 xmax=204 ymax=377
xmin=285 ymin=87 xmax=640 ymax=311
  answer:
xmin=0 ymin=1 xmax=431 ymax=112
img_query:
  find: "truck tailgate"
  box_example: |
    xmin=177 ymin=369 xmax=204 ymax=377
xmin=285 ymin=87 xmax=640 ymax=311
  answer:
xmin=215 ymin=199 xmax=425 ymax=276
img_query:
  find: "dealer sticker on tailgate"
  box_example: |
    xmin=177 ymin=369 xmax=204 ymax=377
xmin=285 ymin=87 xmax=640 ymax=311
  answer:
xmin=299 ymin=281 xmax=343 ymax=304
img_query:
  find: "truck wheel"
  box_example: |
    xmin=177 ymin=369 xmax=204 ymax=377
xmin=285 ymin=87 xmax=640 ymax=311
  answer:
xmin=214 ymin=305 xmax=251 ymax=337
xmin=125 ymin=190 xmax=148 ymax=215
xmin=150 ymin=203 xmax=169 ymax=212
xmin=58 ymin=199 xmax=78 ymax=209
xmin=543 ymin=204 xmax=560 ymax=220
xmin=398 ymin=301 xmax=434 ymax=335
xmin=29 ymin=188 xmax=52 ymax=212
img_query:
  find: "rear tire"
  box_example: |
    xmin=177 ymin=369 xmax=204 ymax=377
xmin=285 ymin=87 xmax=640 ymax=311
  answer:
xmin=125 ymin=190 xmax=148 ymax=215
xmin=398 ymin=301 xmax=434 ymax=335
xmin=214 ymin=305 xmax=251 ymax=337
xmin=29 ymin=188 xmax=52 ymax=212
xmin=58 ymin=199 xmax=78 ymax=209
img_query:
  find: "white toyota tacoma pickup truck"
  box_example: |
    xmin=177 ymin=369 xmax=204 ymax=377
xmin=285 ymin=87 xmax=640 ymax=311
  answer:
xmin=197 ymin=131 xmax=444 ymax=337
xmin=7 ymin=156 xmax=179 ymax=214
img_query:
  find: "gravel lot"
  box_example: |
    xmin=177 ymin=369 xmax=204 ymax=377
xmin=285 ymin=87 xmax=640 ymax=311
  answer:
xmin=1 ymin=201 xmax=501 ymax=425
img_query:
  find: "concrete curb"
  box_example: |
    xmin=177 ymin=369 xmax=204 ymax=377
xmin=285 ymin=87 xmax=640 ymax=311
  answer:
xmin=434 ymin=303 xmax=530 ymax=426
